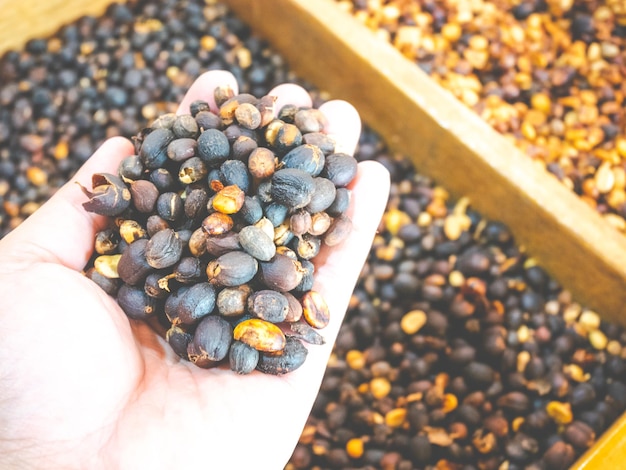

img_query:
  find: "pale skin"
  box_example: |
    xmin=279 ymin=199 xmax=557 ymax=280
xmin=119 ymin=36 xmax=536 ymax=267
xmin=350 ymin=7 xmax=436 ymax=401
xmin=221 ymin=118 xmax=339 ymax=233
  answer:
xmin=0 ymin=71 xmax=390 ymax=469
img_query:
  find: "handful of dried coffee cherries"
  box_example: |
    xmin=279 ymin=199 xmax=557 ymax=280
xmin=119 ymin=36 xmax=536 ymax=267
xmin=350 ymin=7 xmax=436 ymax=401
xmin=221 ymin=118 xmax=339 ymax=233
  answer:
xmin=82 ymin=87 xmax=357 ymax=375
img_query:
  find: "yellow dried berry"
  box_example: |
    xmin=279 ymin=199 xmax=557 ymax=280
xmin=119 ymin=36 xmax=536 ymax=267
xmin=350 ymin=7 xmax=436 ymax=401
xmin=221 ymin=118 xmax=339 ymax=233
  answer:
xmin=400 ymin=310 xmax=427 ymax=335
xmin=302 ymin=291 xmax=330 ymax=329
xmin=385 ymin=408 xmax=407 ymax=428
xmin=94 ymin=254 xmax=122 ymax=279
xmin=546 ymin=401 xmax=573 ymax=425
xmin=370 ymin=377 xmax=391 ymax=399
xmin=233 ymin=319 xmax=286 ymax=352
xmin=346 ymin=350 xmax=366 ymax=370
xmin=212 ymin=185 xmax=245 ymax=214
xmin=346 ymin=438 xmax=364 ymax=459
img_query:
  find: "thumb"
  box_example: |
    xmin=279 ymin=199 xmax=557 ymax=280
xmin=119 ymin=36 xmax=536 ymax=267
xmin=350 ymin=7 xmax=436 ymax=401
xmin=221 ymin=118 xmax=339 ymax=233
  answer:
xmin=0 ymin=137 xmax=134 ymax=270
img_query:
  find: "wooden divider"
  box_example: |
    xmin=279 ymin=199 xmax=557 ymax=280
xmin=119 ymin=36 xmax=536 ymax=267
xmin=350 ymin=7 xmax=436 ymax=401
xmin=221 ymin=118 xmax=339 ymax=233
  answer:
xmin=0 ymin=0 xmax=123 ymax=55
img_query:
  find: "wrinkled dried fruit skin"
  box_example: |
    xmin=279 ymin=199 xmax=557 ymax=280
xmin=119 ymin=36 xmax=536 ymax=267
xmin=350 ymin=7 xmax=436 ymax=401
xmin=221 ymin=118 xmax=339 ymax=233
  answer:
xmin=323 ymin=153 xmax=358 ymax=187
xmin=85 ymin=267 xmax=120 ymax=296
xmin=234 ymin=318 xmax=286 ymax=352
xmin=197 ymin=129 xmax=230 ymax=166
xmin=117 ymin=284 xmax=157 ymax=320
xmin=130 ymin=180 xmax=159 ymax=213
xmin=156 ymin=192 xmax=183 ymax=221
xmin=302 ymin=291 xmax=330 ymax=329
xmin=82 ymin=173 xmax=131 ymax=216
xmin=306 ymin=178 xmax=336 ymax=214
xmin=205 ymin=232 xmax=241 ymax=257
xmin=188 ymin=316 xmax=232 ymax=363
xmin=117 ymin=239 xmax=153 ymax=286
xmin=281 ymin=144 xmax=325 ymax=176
xmin=206 ymin=251 xmax=258 ymax=287
xmin=217 ymin=284 xmax=253 ymax=317
xmin=145 ymin=229 xmax=184 ymax=269
xmin=259 ymin=254 xmax=304 ymax=291
xmin=140 ymin=128 xmax=174 ymax=169
xmin=238 ymin=225 xmax=276 ymax=261
xmin=173 ymin=282 xmax=216 ymax=325
xmin=166 ymin=325 xmax=192 ymax=359
xmin=256 ymin=337 xmax=308 ymax=375
xmin=290 ymin=322 xmax=325 ymax=345
xmin=324 ymin=215 xmax=352 ymax=247
xmin=220 ymin=160 xmax=250 ymax=193
xmin=248 ymin=290 xmax=289 ymax=323
xmin=271 ymin=168 xmax=315 ymax=209
xmin=229 ymin=340 xmax=260 ymax=375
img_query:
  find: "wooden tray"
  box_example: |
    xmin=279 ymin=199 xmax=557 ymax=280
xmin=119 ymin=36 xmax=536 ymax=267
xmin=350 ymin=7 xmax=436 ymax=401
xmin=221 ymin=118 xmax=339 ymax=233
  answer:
xmin=1 ymin=0 xmax=624 ymax=467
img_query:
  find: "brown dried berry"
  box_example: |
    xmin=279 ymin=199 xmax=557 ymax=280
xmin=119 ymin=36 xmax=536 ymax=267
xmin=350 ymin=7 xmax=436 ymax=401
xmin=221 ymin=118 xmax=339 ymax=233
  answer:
xmin=256 ymin=336 xmax=308 ymax=375
xmin=248 ymin=147 xmax=276 ymax=180
xmin=217 ymin=284 xmax=253 ymax=317
xmin=271 ymin=168 xmax=315 ymax=209
xmin=117 ymin=284 xmax=157 ymax=320
xmin=259 ymin=254 xmax=304 ymax=291
xmin=235 ymin=102 xmax=262 ymax=129
xmin=248 ymin=290 xmax=289 ymax=323
xmin=206 ymin=251 xmax=258 ymax=287
xmin=324 ymin=214 xmax=352 ymax=247
xmin=117 ymin=239 xmax=153 ymax=286
xmin=238 ymin=225 xmax=276 ymax=261
xmin=130 ymin=180 xmax=159 ymax=213
xmin=229 ymin=340 xmax=260 ymax=375
xmin=205 ymin=232 xmax=241 ymax=257
xmin=187 ymin=316 xmax=233 ymax=364
xmin=145 ymin=229 xmax=184 ymax=269
xmin=290 ymin=322 xmax=325 ymax=345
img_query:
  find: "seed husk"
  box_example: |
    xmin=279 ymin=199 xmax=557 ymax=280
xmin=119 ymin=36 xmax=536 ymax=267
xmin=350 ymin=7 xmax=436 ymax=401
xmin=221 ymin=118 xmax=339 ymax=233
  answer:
xmin=187 ymin=315 xmax=233 ymax=363
xmin=290 ymin=210 xmax=312 ymax=237
xmin=119 ymin=219 xmax=147 ymax=244
xmin=206 ymin=251 xmax=258 ymax=287
xmin=94 ymin=229 xmax=119 ymax=255
xmin=234 ymin=318 xmax=286 ymax=352
xmin=302 ymin=290 xmax=330 ymax=329
xmin=309 ymin=211 xmax=332 ymax=236
xmin=256 ymin=336 xmax=308 ymax=375
xmin=248 ymin=290 xmax=289 ymax=323
xmin=94 ymin=254 xmax=122 ymax=279
xmin=239 ymin=225 xmax=276 ymax=261
xmin=81 ymin=173 xmax=131 ymax=216
xmin=296 ymin=234 xmax=321 ymax=260
xmin=145 ymin=228 xmax=184 ymax=269
xmin=229 ymin=340 xmax=260 ymax=374
xmin=178 ymin=157 xmax=207 ymax=185
xmin=144 ymin=273 xmax=170 ymax=299
xmin=214 ymin=85 xmax=235 ymax=108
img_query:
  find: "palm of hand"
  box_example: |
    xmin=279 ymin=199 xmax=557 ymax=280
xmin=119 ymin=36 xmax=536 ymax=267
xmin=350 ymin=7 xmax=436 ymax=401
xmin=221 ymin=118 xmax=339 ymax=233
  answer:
xmin=0 ymin=72 xmax=389 ymax=469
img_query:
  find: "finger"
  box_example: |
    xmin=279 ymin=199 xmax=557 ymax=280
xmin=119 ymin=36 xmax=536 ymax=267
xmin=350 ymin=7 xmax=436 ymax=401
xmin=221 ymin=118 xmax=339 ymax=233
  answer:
xmin=318 ymin=100 xmax=362 ymax=155
xmin=0 ymin=137 xmax=134 ymax=269
xmin=267 ymin=83 xmax=312 ymax=116
xmin=176 ymin=70 xmax=239 ymax=115
xmin=284 ymin=160 xmax=390 ymax=399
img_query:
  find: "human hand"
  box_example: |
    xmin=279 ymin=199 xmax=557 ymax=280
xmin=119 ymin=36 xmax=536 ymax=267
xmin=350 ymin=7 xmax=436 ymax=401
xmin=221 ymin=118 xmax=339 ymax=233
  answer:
xmin=0 ymin=70 xmax=390 ymax=469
